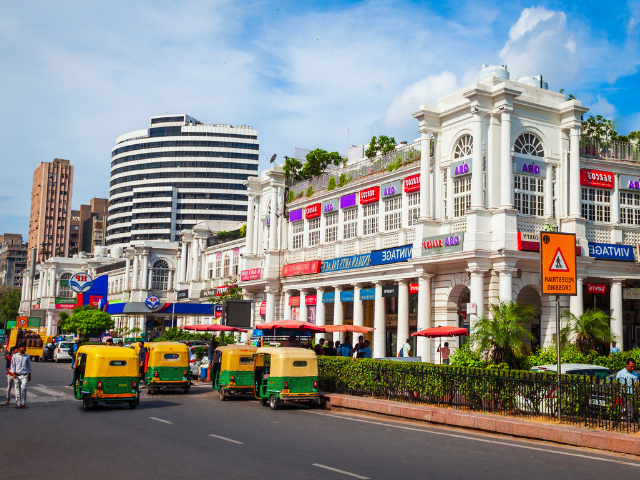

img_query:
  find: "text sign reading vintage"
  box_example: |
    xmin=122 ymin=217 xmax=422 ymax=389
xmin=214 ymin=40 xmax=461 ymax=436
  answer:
xmin=540 ymin=232 xmax=577 ymax=296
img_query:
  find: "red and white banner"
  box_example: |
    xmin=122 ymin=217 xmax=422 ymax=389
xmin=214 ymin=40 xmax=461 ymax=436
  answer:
xmin=404 ymin=174 xmax=420 ymax=193
xmin=305 ymin=203 xmax=321 ymax=219
xmin=359 ymin=186 xmax=380 ymax=205
xmin=259 ymin=300 xmax=267 ymax=315
xmin=580 ymin=169 xmax=614 ymax=189
xmin=409 ymin=283 xmax=419 ymax=294
xmin=240 ymin=268 xmax=261 ymax=281
xmin=305 ymin=295 xmax=317 ymax=305
xmin=587 ymin=283 xmax=606 ymax=294
xmin=216 ymin=285 xmax=237 ymax=296
xmin=289 ymin=296 xmax=301 ymax=306
xmin=282 ymin=261 xmax=322 ymax=277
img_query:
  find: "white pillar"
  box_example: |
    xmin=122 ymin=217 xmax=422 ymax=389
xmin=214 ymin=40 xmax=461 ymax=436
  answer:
xmin=417 ymin=275 xmax=432 ymax=362
xmin=192 ymin=239 xmax=201 ymax=281
xmin=569 ymin=127 xmax=581 ymax=216
xmin=37 ymin=268 xmax=45 ymax=298
xmin=46 ymin=311 xmax=54 ymax=336
xmin=266 ymin=286 xmax=276 ymax=324
xmin=612 ymin=174 xmax=620 ymax=223
xmin=132 ymin=255 xmax=139 ymax=290
xmin=469 ymin=270 xmax=485 ymax=332
xmin=246 ymin=194 xmax=255 ymax=255
xmin=334 ymin=286 xmax=344 ymax=327
xmin=570 ymin=276 xmax=584 ymax=318
xmin=141 ymin=254 xmax=149 ymax=291
xmin=397 ymin=281 xmax=409 ymax=355
xmin=373 ymin=282 xmax=386 ymax=358
xmin=499 ymin=270 xmax=514 ymax=302
xmin=611 ymin=281 xmax=623 ymax=348
xmin=545 ymin=161 xmax=553 ymax=217
xmin=471 ymin=112 xmax=484 ymax=208
xmin=269 ymin=189 xmax=277 ymax=251
xmin=124 ymin=258 xmax=130 ymax=290
xmin=500 ymin=111 xmax=512 ymax=208
xmin=300 ymin=290 xmax=308 ymax=323
xmin=167 ymin=270 xmax=173 ymax=293
xmin=179 ymin=241 xmax=188 ymax=282
xmin=284 ymin=290 xmax=292 ymax=319
xmin=316 ymin=287 xmax=326 ymax=341
xmin=434 ymin=133 xmax=442 ymax=219
xmin=139 ymin=317 xmax=146 ymax=337
xmin=48 ymin=268 xmax=56 ymax=297
xmin=353 ymin=284 xmax=364 ymax=328
xmin=420 ymin=133 xmax=431 ymax=219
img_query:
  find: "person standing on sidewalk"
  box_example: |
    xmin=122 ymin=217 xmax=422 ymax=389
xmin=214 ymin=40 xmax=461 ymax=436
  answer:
xmin=68 ymin=339 xmax=82 ymax=386
xmin=10 ymin=343 xmax=31 ymax=409
xmin=399 ymin=338 xmax=411 ymax=357
xmin=438 ymin=342 xmax=451 ymax=365
xmin=5 ymin=346 xmax=16 ymax=405
xmin=138 ymin=341 xmax=147 ymax=387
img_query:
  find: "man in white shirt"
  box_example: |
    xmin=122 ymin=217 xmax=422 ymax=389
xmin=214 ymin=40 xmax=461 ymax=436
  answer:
xmin=10 ymin=343 xmax=32 ymax=409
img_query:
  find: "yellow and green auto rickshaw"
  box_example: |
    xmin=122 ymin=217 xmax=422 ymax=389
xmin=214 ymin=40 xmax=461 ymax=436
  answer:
xmin=72 ymin=345 xmax=140 ymax=410
xmin=211 ymin=344 xmax=258 ymax=400
xmin=144 ymin=342 xmax=191 ymax=394
xmin=253 ymin=347 xmax=321 ymax=410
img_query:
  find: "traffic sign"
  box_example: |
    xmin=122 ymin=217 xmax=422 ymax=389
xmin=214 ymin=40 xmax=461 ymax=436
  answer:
xmin=540 ymin=232 xmax=577 ymax=295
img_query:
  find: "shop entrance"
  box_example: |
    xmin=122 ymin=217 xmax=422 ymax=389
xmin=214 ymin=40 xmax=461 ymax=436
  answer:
xmin=515 ymin=285 xmax=542 ymax=350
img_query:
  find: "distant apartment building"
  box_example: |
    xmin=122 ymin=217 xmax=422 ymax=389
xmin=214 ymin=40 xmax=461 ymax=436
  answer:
xmin=69 ymin=210 xmax=81 ymax=257
xmin=28 ymin=158 xmax=74 ymax=263
xmin=0 ymin=234 xmax=28 ymax=288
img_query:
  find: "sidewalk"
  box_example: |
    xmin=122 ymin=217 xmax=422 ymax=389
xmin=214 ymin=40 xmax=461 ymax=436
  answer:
xmin=323 ymin=393 xmax=640 ymax=456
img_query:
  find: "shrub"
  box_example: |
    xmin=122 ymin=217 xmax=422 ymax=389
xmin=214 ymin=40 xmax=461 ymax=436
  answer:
xmin=306 ymin=186 xmax=314 ymax=197
xmin=328 ymin=177 xmax=336 ymax=191
xmin=287 ymin=190 xmax=294 ymax=203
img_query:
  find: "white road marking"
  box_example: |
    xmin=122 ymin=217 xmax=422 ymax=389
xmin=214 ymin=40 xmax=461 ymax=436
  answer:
xmin=149 ymin=417 xmax=173 ymax=425
xmin=312 ymin=463 xmax=369 ymax=479
xmin=32 ymin=385 xmax=68 ymax=397
xmin=209 ymin=434 xmax=243 ymax=444
xmin=305 ymin=411 xmax=640 ymax=468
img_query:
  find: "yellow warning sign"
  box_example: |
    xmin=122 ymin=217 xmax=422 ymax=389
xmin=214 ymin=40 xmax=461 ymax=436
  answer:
xmin=540 ymin=232 xmax=577 ymax=295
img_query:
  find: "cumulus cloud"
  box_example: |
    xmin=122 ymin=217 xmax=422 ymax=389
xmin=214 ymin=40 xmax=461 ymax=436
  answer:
xmin=589 ymin=95 xmax=618 ymax=119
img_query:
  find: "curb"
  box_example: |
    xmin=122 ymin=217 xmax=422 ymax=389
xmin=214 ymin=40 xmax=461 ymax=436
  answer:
xmin=323 ymin=393 xmax=640 ymax=456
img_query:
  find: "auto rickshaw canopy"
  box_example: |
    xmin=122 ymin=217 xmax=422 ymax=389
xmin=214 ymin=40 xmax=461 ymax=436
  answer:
xmin=215 ymin=345 xmax=258 ymax=371
xmin=255 ymin=347 xmax=318 ymax=378
xmin=146 ymin=342 xmax=190 ymax=367
xmin=77 ymin=345 xmax=139 ymax=378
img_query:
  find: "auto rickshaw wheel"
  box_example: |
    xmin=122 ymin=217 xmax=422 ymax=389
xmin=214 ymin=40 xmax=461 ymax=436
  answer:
xmin=129 ymin=401 xmax=138 ymax=409
xmin=259 ymin=398 xmax=267 ymax=406
xmin=269 ymin=395 xmax=278 ymax=410
xmin=82 ymin=396 xmax=91 ymax=411
xmin=219 ymin=387 xmax=226 ymax=401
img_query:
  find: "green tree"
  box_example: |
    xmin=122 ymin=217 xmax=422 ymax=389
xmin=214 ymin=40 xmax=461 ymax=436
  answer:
xmin=283 ymin=156 xmax=303 ymax=182
xmin=0 ymin=287 xmax=21 ymax=329
xmin=63 ymin=306 xmax=115 ymax=339
xmin=472 ymin=301 xmax=537 ymax=368
xmin=365 ymin=135 xmax=397 ymax=158
xmin=562 ymin=308 xmax=614 ymax=356
xmin=283 ymin=149 xmax=344 ymax=183
xmin=208 ymin=276 xmax=243 ymax=306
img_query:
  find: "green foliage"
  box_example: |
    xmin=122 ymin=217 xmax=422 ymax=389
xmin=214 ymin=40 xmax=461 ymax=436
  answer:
xmin=283 ymin=149 xmax=344 ymax=182
xmin=296 ymin=191 xmax=304 ymax=199
xmin=282 ymin=156 xmax=303 ymax=182
xmin=365 ymin=135 xmax=397 ymax=158
xmin=239 ymin=224 xmax=246 ymax=237
xmin=208 ymin=276 xmax=243 ymax=306
xmin=338 ymin=173 xmax=351 ymax=187
xmin=194 ymin=346 xmax=207 ymax=361
xmin=582 ymin=114 xmax=619 ymax=143
xmin=0 ymin=287 xmax=21 ymax=327
xmin=450 ymin=341 xmax=486 ymax=368
xmin=327 ymin=177 xmax=336 ymax=191
xmin=562 ymin=308 xmax=614 ymax=355
xmin=306 ymin=186 xmax=314 ymax=197
xmin=473 ymin=301 xmax=537 ymax=368
xmin=287 ymin=189 xmax=294 ymax=203
xmin=57 ymin=312 xmax=72 ymax=332
xmin=63 ymin=306 xmax=115 ymax=339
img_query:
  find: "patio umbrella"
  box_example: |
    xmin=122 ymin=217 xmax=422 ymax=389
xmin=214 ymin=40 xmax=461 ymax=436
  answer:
xmin=411 ymin=326 xmax=468 ymax=364
xmin=322 ymin=325 xmax=375 ymax=334
xmin=180 ymin=325 xmax=247 ymax=333
xmin=255 ymin=319 xmax=325 ymax=333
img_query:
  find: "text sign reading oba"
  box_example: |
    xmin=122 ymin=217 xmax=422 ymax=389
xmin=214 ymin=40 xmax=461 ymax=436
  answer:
xmin=540 ymin=232 xmax=577 ymax=296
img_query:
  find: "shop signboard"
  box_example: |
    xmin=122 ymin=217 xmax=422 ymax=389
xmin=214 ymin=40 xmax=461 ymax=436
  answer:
xmin=371 ymin=244 xmax=413 ymax=266
xmin=305 ymin=295 xmax=317 ymax=305
xmin=581 ymin=169 xmax=614 ymax=188
xmin=215 ymin=305 xmax=224 ymax=318
xmin=587 ymin=242 xmax=634 ymax=261
xmin=89 ymin=295 xmax=103 ymax=307
xmin=240 ymin=268 xmax=261 ymax=281
xmin=60 ymin=279 xmax=69 ymax=287
xmin=216 ymin=285 xmax=237 ymax=296
xmin=340 ymin=193 xmax=357 ymax=209
xmin=7 ymin=321 xmax=16 ymax=329
xmin=259 ymin=300 xmax=267 ymax=315
xmin=451 ymin=159 xmax=471 ymax=177
xmin=540 ymin=232 xmax=577 ymax=295
xmin=289 ymin=296 xmax=301 ymax=306
xmin=359 ymin=186 xmax=380 ymax=205
xmin=382 ymin=285 xmax=398 ymax=297
xmin=517 ymin=232 xmax=540 ymax=252
xmin=28 ymin=318 xmax=40 ymax=328
xmin=514 ymin=157 xmax=546 ymax=176
xmin=321 ymin=253 xmax=371 ymax=273
xmin=623 ymin=288 xmax=640 ymax=300
xmin=409 ymin=283 xmax=419 ymax=294
xmin=619 ymin=175 xmax=640 ymax=191
xmin=289 ymin=209 xmax=303 ymax=223
xmin=339 ymin=291 xmax=354 ymax=302
xmin=322 ymin=292 xmax=335 ymax=303
xmin=421 ymin=233 xmax=464 ymax=256
xmin=200 ymin=288 xmax=217 ymax=299
xmin=266 ymin=216 xmax=270 ymax=226
xmin=305 ymin=203 xmax=321 ymax=219
xmin=322 ymin=199 xmax=338 ymax=214
xmin=282 ymin=261 xmax=322 ymax=277
xmin=16 ymin=317 xmax=27 ymax=327
xmin=70 ymin=272 xmax=93 ymax=293
xmin=381 ymin=180 xmax=402 ymax=198
xmin=177 ymin=289 xmax=189 ymax=299
xmin=404 ymin=174 xmax=420 ymax=193
xmin=145 ymin=295 xmax=161 ymax=310
xmin=55 ymin=298 xmax=77 ymax=309
xmin=360 ymin=288 xmax=375 ymax=300
xmin=587 ymin=283 xmax=606 ymax=294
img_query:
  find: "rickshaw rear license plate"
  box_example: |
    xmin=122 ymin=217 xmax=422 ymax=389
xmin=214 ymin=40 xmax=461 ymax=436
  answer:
xmin=119 ymin=384 xmax=127 ymax=387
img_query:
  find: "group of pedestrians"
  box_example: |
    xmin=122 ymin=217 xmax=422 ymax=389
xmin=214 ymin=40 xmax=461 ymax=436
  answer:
xmin=5 ymin=343 xmax=32 ymax=408
xmin=313 ymin=336 xmax=372 ymax=358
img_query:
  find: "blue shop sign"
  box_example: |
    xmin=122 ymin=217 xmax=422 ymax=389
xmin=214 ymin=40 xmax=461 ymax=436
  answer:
xmin=370 ymin=244 xmax=413 ymax=266
xmin=322 ymin=292 xmax=335 ymax=303
xmin=360 ymin=288 xmax=375 ymax=300
xmin=340 ymin=291 xmax=354 ymax=302
xmin=588 ymin=242 xmax=635 ymax=261
xmin=321 ymin=253 xmax=371 ymax=273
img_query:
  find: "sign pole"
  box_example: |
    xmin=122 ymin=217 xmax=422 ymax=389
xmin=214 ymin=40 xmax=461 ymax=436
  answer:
xmin=556 ymin=295 xmax=561 ymax=422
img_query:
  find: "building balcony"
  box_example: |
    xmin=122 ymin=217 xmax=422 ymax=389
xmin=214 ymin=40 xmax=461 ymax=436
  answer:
xmin=580 ymin=139 xmax=640 ymax=164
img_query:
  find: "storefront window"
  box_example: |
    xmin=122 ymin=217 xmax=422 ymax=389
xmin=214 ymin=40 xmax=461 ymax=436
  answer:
xmin=343 ymin=208 xmax=357 ymax=239
xmin=453 ymin=177 xmax=471 ymax=218
xmin=208 ymin=262 xmax=214 ymax=279
xmin=232 ymin=253 xmax=239 ymax=275
xmin=58 ymin=272 xmax=75 ymax=298
xmin=514 ymin=175 xmax=544 ymax=216
xmin=582 ymin=188 xmax=611 ymax=222
xmin=384 ymin=197 xmax=402 ymax=231
xmin=363 ymin=203 xmax=379 ymax=235
xmin=292 ymin=222 xmax=304 ymax=249
xmin=620 ymin=192 xmax=640 ymax=225
xmin=308 ymin=218 xmax=320 ymax=246
xmin=223 ymin=256 xmax=230 ymax=277
xmin=325 ymin=213 xmax=338 ymax=242
xmin=215 ymin=258 xmax=222 ymax=278
xmin=151 ymin=259 xmax=169 ymax=290
xmin=407 ymin=192 xmax=420 ymax=226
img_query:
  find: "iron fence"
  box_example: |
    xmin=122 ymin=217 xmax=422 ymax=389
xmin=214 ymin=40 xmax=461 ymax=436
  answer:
xmin=580 ymin=138 xmax=640 ymax=163
xmin=319 ymin=365 xmax=640 ymax=434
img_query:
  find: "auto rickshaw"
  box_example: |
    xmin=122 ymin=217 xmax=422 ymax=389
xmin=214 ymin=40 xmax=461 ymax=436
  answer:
xmin=72 ymin=345 xmax=140 ymax=410
xmin=253 ymin=347 xmax=321 ymax=410
xmin=211 ymin=344 xmax=258 ymax=400
xmin=144 ymin=342 xmax=191 ymax=394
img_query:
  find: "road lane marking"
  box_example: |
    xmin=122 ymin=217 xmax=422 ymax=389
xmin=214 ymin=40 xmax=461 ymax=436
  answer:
xmin=305 ymin=411 xmax=640 ymax=468
xmin=149 ymin=417 xmax=173 ymax=425
xmin=209 ymin=434 xmax=243 ymax=444
xmin=312 ymin=464 xmax=369 ymax=479
xmin=32 ymin=385 xmax=68 ymax=397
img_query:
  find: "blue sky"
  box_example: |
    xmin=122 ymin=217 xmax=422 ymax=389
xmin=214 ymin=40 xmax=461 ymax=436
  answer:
xmin=0 ymin=0 xmax=638 ymax=239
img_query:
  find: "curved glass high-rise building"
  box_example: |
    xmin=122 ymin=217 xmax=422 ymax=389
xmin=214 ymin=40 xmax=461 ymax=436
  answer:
xmin=106 ymin=115 xmax=259 ymax=247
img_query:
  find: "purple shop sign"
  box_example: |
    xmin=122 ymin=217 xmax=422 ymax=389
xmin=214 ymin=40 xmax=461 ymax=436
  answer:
xmin=340 ymin=193 xmax=357 ymax=209
xmin=289 ymin=209 xmax=303 ymax=222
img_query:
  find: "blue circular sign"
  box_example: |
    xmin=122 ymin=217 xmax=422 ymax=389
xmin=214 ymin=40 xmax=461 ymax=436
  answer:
xmin=145 ymin=295 xmax=161 ymax=310
xmin=70 ymin=272 xmax=93 ymax=293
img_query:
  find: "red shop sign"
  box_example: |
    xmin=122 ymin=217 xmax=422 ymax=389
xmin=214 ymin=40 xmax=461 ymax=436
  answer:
xmin=282 ymin=261 xmax=322 ymax=277
xmin=580 ymin=169 xmax=614 ymax=189
xmin=305 ymin=295 xmax=317 ymax=305
xmin=289 ymin=296 xmax=301 ymax=306
xmin=359 ymin=186 xmax=380 ymax=205
xmin=240 ymin=268 xmax=261 ymax=281
xmin=587 ymin=283 xmax=606 ymax=294
xmin=259 ymin=300 xmax=267 ymax=315
xmin=404 ymin=174 xmax=420 ymax=193
xmin=409 ymin=283 xmax=419 ymax=294
xmin=305 ymin=203 xmax=321 ymax=219
xmin=216 ymin=284 xmax=237 ymax=296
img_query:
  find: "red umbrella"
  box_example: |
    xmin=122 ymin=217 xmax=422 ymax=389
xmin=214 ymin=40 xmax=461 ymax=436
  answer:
xmin=323 ymin=325 xmax=375 ymax=334
xmin=411 ymin=326 xmax=468 ymax=338
xmin=255 ymin=319 xmax=325 ymax=333
xmin=180 ymin=325 xmax=247 ymax=333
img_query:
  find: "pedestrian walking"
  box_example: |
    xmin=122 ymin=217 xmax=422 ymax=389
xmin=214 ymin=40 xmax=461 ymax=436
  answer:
xmin=610 ymin=342 xmax=621 ymax=355
xmin=359 ymin=340 xmax=372 ymax=359
xmin=10 ymin=343 xmax=31 ymax=409
xmin=337 ymin=337 xmax=353 ymax=357
xmin=325 ymin=340 xmax=337 ymax=356
xmin=138 ymin=341 xmax=147 ymax=387
xmin=314 ymin=338 xmax=325 ymax=356
xmin=353 ymin=336 xmax=365 ymax=358
xmin=399 ymin=338 xmax=411 ymax=357
xmin=68 ymin=339 xmax=82 ymax=386
xmin=437 ymin=342 xmax=451 ymax=365
xmin=616 ymin=359 xmax=639 ymax=420
xmin=5 ymin=346 xmax=16 ymax=405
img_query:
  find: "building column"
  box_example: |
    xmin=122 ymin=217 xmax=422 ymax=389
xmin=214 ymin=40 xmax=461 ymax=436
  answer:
xmin=420 ymin=133 xmax=431 ymax=220
xmin=353 ymin=283 xmax=364 ymax=328
xmin=569 ymin=127 xmax=581 ymax=216
xmin=545 ymin=162 xmax=553 ymax=217
xmin=139 ymin=317 xmax=146 ymax=337
xmin=500 ymin=111 xmax=512 ymax=208
xmin=246 ymin=194 xmax=255 ymax=255
xmin=569 ymin=276 xmax=584 ymax=318
xmin=284 ymin=290 xmax=292 ymax=319
xmin=334 ymin=286 xmax=344 ymax=343
xmin=179 ymin=241 xmax=188 ymax=282
xmin=167 ymin=270 xmax=173 ymax=293
xmin=471 ymin=112 xmax=484 ymax=208
xmin=300 ymin=290 xmax=308 ymax=323
xmin=611 ymin=280 xmax=623 ymax=348
xmin=192 ymin=238 xmax=201 ymax=281
xmin=141 ymin=253 xmax=149 ymax=291
xmin=397 ymin=281 xmax=409 ymax=355
xmin=467 ymin=265 xmax=486 ymax=332
xmin=269 ymin=188 xmax=278 ymax=251
xmin=612 ymin=174 xmax=620 ymax=223
xmin=132 ymin=254 xmax=139 ymax=290
xmin=124 ymin=258 xmax=130 ymax=290
xmin=46 ymin=311 xmax=54 ymax=336
xmin=373 ymin=282 xmax=386 ymax=358
xmin=265 ymin=286 xmax=276 ymax=324
xmin=37 ymin=268 xmax=45 ymax=299
xmin=417 ymin=274 xmax=432 ymax=362
xmin=48 ymin=268 xmax=56 ymax=297
xmin=498 ymin=269 xmax=515 ymax=302
xmin=315 ymin=287 xmax=326 ymax=341
xmin=434 ymin=133 xmax=442 ymax=219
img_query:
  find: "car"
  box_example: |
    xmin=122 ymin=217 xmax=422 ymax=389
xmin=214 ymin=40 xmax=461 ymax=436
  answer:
xmin=530 ymin=363 xmax=614 ymax=378
xmin=53 ymin=342 xmax=74 ymax=362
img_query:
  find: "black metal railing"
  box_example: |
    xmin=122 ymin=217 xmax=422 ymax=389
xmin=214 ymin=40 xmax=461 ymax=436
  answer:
xmin=319 ymin=363 xmax=640 ymax=433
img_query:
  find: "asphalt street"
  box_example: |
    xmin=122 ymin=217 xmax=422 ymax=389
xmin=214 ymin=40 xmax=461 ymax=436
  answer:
xmin=3 ymin=361 xmax=640 ymax=480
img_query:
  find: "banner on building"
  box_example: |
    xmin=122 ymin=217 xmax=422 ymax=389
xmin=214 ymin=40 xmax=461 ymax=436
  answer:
xmin=581 ymin=169 xmax=614 ymax=188
xmin=409 ymin=283 xmax=419 ymax=294
xmin=305 ymin=203 xmax=321 ymax=219
xmin=322 ymin=199 xmax=338 ymax=214
xmin=421 ymin=233 xmax=464 ymax=256
xmin=305 ymin=295 xmax=317 ymax=305
xmin=240 ymin=268 xmax=261 ymax=281
xmin=587 ymin=283 xmax=606 ymax=294
xmin=339 ymin=291 xmax=354 ymax=302
xmin=321 ymin=253 xmax=371 ymax=273
xmin=382 ymin=285 xmax=398 ymax=297
xmin=371 ymin=244 xmax=413 ymax=266
xmin=404 ymin=174 xmax=420 ymax=193
xmin=289 ymin=209 xmax=303 ymax=222
xmin=514 ymin=157 xmax=547 ymax=176
xmin=588 ymin=242 xmax=634 ymax=261
xmin=282 ymin=261 xmax=322 ymax=277
xmin=322 ymin=292 xmax=335 ymax=303
xmin=259 ymin=300 xmax=267 ymax=315
xmin=360 ymin=288 xmax=375 ymax=300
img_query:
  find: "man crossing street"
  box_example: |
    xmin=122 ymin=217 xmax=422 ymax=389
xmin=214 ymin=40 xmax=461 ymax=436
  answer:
xmin=9 ymin=343 xmax=31 ymax=409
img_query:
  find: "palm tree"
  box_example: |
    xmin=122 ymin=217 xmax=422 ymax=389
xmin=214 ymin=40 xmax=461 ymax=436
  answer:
xmin=562 ymin=308 xmax=614 ymax=355
xmin=472 ymin=301 xmax=537 ymax=368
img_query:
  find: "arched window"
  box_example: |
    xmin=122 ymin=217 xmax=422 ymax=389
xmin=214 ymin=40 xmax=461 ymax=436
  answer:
xmin=514 ymin=133 xmax=544 ymax=157
xmin=453 ymin=134 xmax=473 ymax=159
xmin=58 ymin=272 xmax=75 ymax=299
xmin=151 ymin=259 xmax=169 ymax=290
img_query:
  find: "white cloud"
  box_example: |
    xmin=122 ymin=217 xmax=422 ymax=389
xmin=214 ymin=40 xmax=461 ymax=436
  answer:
xmin=589 ymin=95 xmax=618 ymax=119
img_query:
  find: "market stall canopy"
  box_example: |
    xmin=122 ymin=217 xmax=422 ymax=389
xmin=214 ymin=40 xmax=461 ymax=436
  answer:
xmin=322 ymin=325 xmax=375 ymax=334
xmin=411 ymin=326 xmax=468 ymax=338
xmin=255 ymin=319 xmax=325 ymax=333
xmin=180 ymin=325 xmax=247 ymax=333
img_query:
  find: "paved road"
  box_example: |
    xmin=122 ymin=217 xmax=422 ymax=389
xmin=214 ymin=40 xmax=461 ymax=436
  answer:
xmin=3 ymin=362 xmax=640 ymax=479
